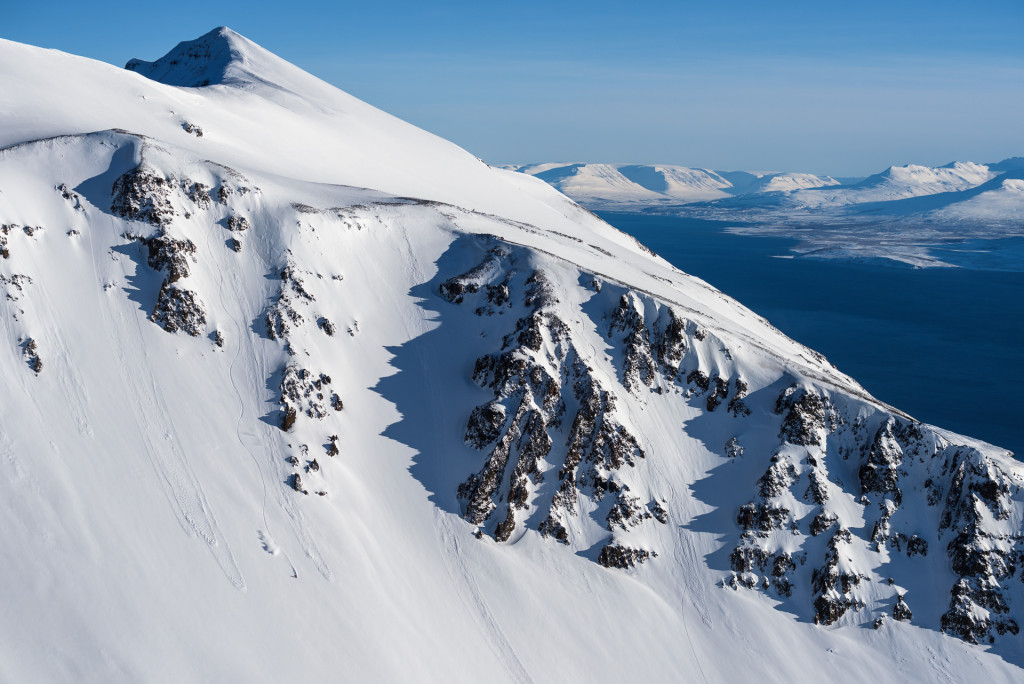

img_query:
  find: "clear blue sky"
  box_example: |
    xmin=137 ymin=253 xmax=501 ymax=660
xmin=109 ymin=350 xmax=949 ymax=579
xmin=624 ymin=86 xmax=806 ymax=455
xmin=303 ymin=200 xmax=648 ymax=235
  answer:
xmin=4 ymin=1 xmax=1023 ymax=175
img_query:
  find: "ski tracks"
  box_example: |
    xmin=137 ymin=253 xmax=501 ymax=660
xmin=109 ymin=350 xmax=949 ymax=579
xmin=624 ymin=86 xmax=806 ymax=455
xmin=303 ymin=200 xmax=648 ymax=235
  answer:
xmin=212 ymin=224 xmax=332 ymax=582
xmin=672 ymin=491 xmax=713 ymax=684
xmin=102 ymin=227 xmax=245 ymax=590
xmin=437 ymin=511 xmax=532 ymax=684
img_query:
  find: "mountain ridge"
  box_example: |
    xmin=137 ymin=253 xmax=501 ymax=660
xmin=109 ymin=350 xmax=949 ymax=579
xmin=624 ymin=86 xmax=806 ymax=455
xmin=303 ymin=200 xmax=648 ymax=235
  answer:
xmin=0 ymin=28 xmax=1022 ymax=682
xmin=512 ymin=158 xmax=1021 ymax=212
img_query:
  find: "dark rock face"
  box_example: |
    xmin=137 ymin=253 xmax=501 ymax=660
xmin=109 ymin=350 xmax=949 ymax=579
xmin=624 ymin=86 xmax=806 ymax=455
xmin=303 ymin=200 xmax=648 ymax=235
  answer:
xmin=651 ymin=500 xmax=669 ymax=524
xmin=811 ymin=529 xmax=864 ymax=625
xmin=227 ymin=214 xmax=250 ymax=232
xmin=937 ymin=447 xmax=1020 ymax=643
xmin=465 ymin=403 xmax=506 ymax=449
xmin=686 ymin=370 xmax=709 ymax=393
xmin=652 ymin=307 xmax=687 ymax=379
xmin=142 ymin=234 xmax=197 ymax=283
xmin=598 ymin=544 xmax=656 ymax=569
xmin=318 ymin=318 xmax=335 ymax=336
xmin=266 ymin=264 xmax=314 ymax=341
xmin=444 ymin=242 xmax=775 ymax=570
xmin=447 ymin=246 xmax=653 ymax=554
xmin=0 ymin=223 xmax=11 ymax=258
xmin=859 ymin=418 xmax=904 ymax=504
xmin=279 ymin=364 xmax=335 ymax=425
xmin=112 ymin=166 xmax=176 ymax=226
xmin=728 ymin=379 xmax=751 ymax=416
xmin=705 ymin=376 xmax=730 ymax=412
xmin=810 ymin=513 xmax=837 ymax=537
xmin=776 ymin=386 xmax=828 ymax=446
xmin=724 ymin=437 xmax=744 ymax=459
xmin=23 ymin=338 xmax=42 ymax=374
xmin=126 ymin=225 xmax=206 ymax=337
xmin=185 ymin=181 xmax=211 ymax=208
xmin=724 ymin=380 xmax=1023 ymax=646
xmin=439 ymin=247 xmax=509 ymax=305
xmin=607 ymin=294 xmax=656 ymax=392
xmin=150 ymin=282 xmax=205 ymax=336
xmin=607 ymin=492 xmax=652 ymax=531
xmin=893 ymin=594 xmax=912 ymax=622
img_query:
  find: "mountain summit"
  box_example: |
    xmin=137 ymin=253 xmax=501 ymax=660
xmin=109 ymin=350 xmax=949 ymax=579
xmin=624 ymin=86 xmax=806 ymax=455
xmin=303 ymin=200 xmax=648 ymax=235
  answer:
xmin=0 ymin=29 xmax=1022 ymax=681
xmin=125 ymin=26 xmax=264 ymax=87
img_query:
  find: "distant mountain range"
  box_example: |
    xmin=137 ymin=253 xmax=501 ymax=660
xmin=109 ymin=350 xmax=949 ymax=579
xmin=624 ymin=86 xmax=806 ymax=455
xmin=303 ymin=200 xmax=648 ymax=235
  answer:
xmin=510 ymin=159 xmax=1024 ymax=217
xmin=505 ymin=162 xmax=841 ymax=207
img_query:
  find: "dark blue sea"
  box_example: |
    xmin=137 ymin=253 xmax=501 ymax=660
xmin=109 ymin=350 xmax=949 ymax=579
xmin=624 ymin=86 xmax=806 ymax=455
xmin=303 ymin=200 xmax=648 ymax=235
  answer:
xmin=598 ymin=212 xmax=1024 ymax=459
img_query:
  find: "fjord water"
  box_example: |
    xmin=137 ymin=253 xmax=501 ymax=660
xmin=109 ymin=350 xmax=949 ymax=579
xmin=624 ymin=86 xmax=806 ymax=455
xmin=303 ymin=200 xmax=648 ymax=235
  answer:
xmin=599 ymin=212 xmax=1024 ymax=459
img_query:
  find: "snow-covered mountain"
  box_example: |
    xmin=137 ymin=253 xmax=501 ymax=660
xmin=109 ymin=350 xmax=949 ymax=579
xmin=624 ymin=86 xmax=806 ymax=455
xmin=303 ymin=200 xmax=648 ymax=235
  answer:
xmin=514 ymin=160 xmax=1021 ymax=218
xmin=507 ymin=163 xmax=839 ymax=208
xmin=516 ymin=158 xmax=1021 ymax=269
xmin=753 ymin=161 xmax=998 ymax=211
xmin=2 ymin=27 xmax=1023 ymax=681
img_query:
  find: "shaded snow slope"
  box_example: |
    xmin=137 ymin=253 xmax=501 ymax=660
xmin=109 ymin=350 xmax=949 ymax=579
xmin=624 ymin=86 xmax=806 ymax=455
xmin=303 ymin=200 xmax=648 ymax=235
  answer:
xmin=1 ymin=30 xmax=1023 ymax=683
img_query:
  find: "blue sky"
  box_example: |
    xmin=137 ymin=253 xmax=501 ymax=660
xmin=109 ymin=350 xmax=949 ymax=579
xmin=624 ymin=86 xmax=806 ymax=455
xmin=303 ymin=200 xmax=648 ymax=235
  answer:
xmin=5 ymin=1 xmax=1023 ymax=175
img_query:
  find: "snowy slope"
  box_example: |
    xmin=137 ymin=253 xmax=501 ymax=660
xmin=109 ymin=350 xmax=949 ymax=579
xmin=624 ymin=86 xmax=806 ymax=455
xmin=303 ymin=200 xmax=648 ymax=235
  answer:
xmin=1 ymin=28 xmax=1023 ymax=683
xmin=931 ymin=173 xmax=1024 ymax=222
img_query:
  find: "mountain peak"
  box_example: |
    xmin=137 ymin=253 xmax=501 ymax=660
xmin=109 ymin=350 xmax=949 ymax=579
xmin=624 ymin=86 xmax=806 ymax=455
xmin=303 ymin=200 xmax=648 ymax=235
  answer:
xmin=124 ymin=26 xmax=276 ymax=88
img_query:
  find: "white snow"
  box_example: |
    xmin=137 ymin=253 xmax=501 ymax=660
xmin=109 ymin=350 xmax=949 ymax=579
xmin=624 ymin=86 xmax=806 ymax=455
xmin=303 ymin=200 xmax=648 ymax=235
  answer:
xmin=0 ymin=27 xmax=1021 ymax=683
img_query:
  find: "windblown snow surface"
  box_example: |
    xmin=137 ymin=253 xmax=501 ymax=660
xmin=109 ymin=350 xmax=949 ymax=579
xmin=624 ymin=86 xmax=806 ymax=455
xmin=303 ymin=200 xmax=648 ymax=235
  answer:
xmin=1 ymin=27 xmax=1023 ymax=682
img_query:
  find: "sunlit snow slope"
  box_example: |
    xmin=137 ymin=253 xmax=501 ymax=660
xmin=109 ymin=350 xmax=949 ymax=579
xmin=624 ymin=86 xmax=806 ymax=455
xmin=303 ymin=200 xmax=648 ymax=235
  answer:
xmin=1 ymin=27 xmax=1023 ymax=683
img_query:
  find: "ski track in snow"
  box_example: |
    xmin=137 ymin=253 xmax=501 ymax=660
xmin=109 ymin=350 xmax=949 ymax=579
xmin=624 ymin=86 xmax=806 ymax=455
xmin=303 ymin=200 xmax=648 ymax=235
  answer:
xmin=674 ymin=528 xmax=714 ymax=629
xmin=101 ymin=215 xmax=245 ymax=590
xmin=29 ymin=279 xmax=95 ymax=440
xmin=205 ymin=212 xmax=279 ymax=562
xmin=412 ymin=317 xmax=532 ymax=683
xmin=215 ymin=220 xmax=333 ymax=581
xmin=437 ymin=511 xmax=533 ymax=684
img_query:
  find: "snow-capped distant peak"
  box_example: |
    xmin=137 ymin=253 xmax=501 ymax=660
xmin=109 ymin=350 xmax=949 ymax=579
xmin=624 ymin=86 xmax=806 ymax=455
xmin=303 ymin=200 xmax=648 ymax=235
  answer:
xmin=125 ymin=26 xmax=286 ymax=89
xmin=860 ymin=161 xmax=993 ymax=190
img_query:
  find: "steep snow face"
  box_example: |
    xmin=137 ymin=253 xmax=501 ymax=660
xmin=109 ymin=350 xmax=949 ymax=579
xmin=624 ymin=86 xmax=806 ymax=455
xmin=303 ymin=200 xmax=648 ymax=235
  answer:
xmin=1 ymin=30 xmax=1024 ymax=682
